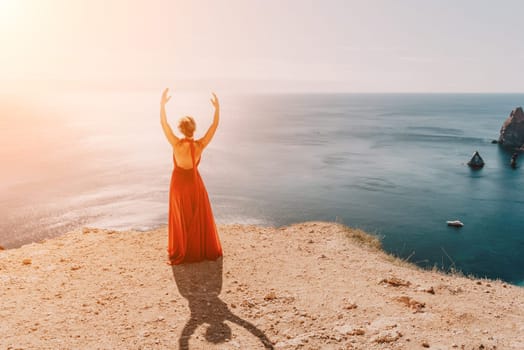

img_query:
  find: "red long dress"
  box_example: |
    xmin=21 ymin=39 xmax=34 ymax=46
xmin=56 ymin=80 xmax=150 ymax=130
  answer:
xmin=167 ymin=139 xmax=223 ymax=264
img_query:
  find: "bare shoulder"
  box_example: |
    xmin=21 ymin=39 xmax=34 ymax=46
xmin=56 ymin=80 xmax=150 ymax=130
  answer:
xmin=194 ymin=139 xmax=206 ymax=151
xmin=173 ymin=139 xmax=182 ymax=149
xmin=172 ymin=139 xmax=187 ymax=151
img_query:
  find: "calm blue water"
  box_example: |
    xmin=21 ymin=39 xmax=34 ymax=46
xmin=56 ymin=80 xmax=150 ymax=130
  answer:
xmin=1 ymin=92 xmax=523 ymax=285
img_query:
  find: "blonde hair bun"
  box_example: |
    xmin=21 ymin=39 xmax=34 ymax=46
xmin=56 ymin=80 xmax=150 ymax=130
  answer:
xmin=178 ymin=116 xmax=196 ymax=138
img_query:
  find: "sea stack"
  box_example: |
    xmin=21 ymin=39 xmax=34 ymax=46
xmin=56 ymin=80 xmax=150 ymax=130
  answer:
xmin=467 ymin=151 xmax=485 ymax=169
xmin=499 ymin=106 xmax=524 ymax=149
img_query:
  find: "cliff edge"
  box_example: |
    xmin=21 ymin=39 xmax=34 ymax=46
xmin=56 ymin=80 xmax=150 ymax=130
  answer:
xmin=1 ymin=222 xmax=522 ymax=349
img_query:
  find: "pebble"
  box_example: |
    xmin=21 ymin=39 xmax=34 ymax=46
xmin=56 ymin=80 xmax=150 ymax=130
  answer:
xmin=344 ymin=302 xmax=358 ymax=310
xmin=264 ymin=291 xmax=278 ymax=301
xmin=334 ymin=324 xmax=353 ymax=334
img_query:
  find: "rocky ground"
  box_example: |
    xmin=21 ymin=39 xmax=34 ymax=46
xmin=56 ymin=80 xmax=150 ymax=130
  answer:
xmin=1 ymin=222 xmax=523 ymax=349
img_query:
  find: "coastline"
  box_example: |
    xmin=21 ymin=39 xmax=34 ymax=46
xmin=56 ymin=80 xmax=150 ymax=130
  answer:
xmin=1 ymin=222 xmax=522 ymax=349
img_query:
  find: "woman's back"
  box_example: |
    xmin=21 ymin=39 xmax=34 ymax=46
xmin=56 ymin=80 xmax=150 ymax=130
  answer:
xmin=173 ymin=139 xmax=202 ymax=169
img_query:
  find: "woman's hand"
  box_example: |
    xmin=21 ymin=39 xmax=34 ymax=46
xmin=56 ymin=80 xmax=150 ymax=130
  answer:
xmin=161 ymin=88 xmax=172 ymax=106
xmin=210 ymin=92 xmax=219 ymax=110
xmin=198 ymin=92 xmax=220 ymax=149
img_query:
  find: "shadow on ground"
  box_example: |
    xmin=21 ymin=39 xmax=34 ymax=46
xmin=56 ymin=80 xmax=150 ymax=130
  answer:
xmin=172 ymin=257 xmax=274 ymax=349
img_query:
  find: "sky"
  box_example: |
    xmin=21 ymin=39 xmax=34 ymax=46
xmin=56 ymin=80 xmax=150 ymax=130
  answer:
xmin=1 ymin=0 xmax=524 ymax=93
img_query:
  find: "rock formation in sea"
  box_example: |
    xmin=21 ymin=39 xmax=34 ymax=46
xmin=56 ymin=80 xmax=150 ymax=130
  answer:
xmin=499 ymin=106 xmax=524 ymax=148
xmin=467 ymin=150 xmax=485 ymax=169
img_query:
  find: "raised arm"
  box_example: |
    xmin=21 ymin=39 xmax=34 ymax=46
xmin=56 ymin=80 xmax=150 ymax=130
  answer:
xmin=160 ymin=88 xmax=179 ymax=147
xmin=198 ymin=93 xmax=220 ymax=149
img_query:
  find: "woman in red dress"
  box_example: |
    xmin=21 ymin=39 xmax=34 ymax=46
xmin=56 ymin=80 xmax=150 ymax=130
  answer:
xmin=160 ymin=88 xmax=223 ymax=265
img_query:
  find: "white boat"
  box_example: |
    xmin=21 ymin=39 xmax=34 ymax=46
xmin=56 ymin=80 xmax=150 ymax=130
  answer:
xmin=446 ymin=220 xmax=464 ymax=227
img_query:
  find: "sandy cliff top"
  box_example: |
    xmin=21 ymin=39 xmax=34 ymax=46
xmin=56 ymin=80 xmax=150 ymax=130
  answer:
xmin=1 ymin=222 xmax=522 ymax=349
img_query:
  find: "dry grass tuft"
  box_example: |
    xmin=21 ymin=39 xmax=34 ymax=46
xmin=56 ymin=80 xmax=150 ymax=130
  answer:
xmin=339 ymin=225 xmax=382 ymax=250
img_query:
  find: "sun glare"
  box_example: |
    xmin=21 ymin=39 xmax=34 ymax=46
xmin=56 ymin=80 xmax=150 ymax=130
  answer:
xmin=0 ymin=0 xmax=20 ymax=28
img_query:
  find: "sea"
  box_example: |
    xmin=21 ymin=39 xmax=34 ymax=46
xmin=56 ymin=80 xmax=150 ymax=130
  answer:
xmin=1 ymin=91 xmax=523 ymax=286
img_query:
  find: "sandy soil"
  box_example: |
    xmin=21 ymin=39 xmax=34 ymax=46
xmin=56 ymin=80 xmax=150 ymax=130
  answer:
xmin=0 ymin=222 xmax=523 ymax=349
